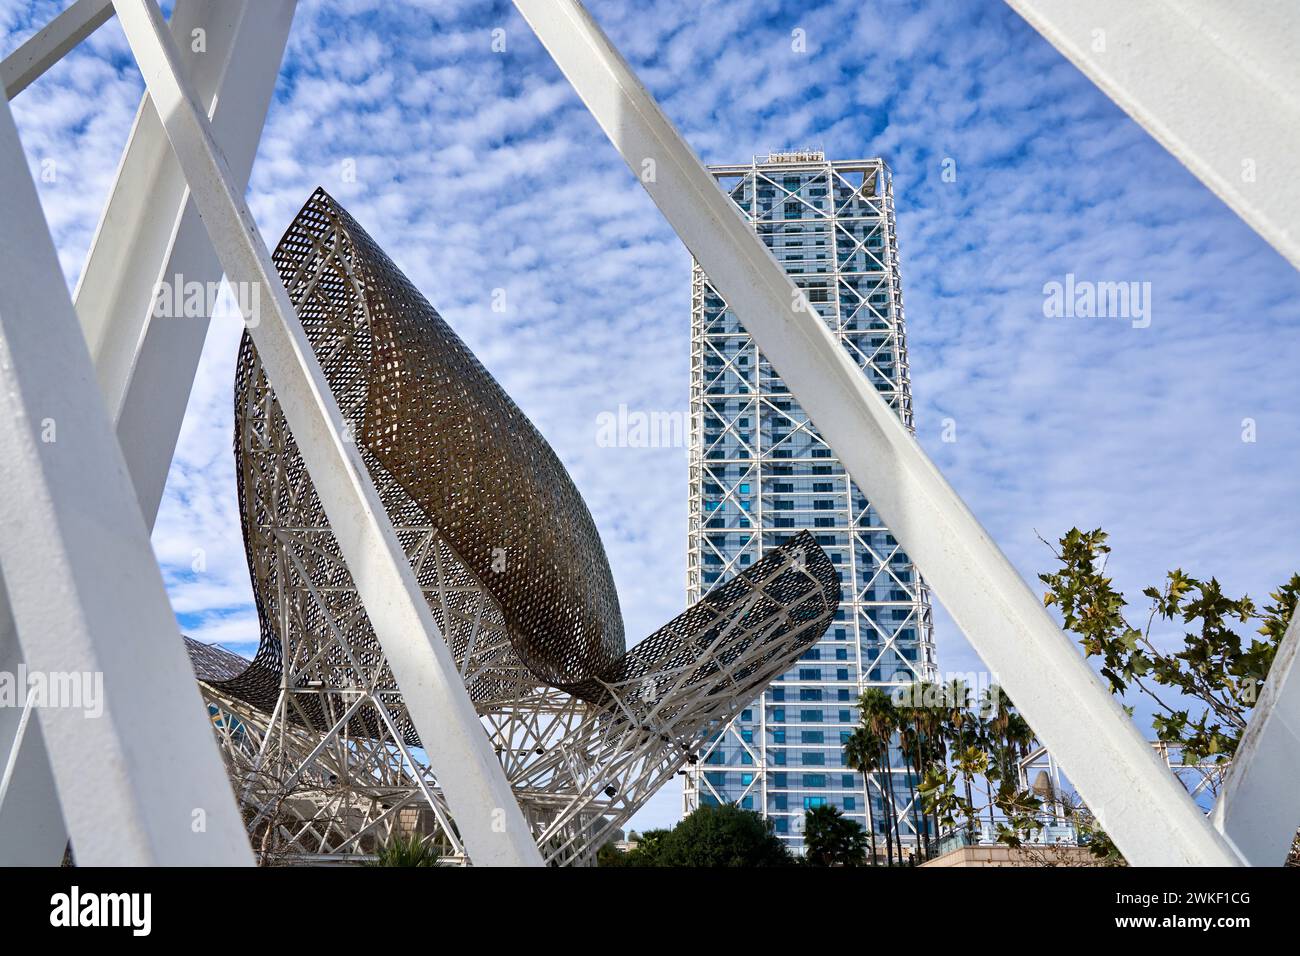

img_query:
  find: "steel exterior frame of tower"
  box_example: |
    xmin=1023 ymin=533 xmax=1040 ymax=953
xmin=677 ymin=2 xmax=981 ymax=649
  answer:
xmin=0 ymin=0 xmax=1296 ymax=867
xmin=683 ymin=152 xmax=936 ymax=852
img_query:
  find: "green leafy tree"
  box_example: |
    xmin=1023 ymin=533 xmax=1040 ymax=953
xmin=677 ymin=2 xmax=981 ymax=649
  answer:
xmin=1040 ymin=527 xmax=1299 ymax=764
xmin=623 ymin=805 xmax=793 ymax=867
xmin=1038 ymin=527 xmax=1300 ymax=862
xmin=804 ymin=804 xmax=868 ymax=866
xmin=596 ymin=841 xmax=626 ymax=867
xmin=621 ymin=827 xmax=670 ymax=867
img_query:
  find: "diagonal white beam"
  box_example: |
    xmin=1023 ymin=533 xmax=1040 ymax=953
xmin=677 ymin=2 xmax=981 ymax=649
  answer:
xmin=0 ymin=0 xmax=296 ymax=866
xmin=78 ymin=0 xmax=296 ymax=527
xmin=0 ymin=92 xmax=251 ymax=866
xmin=110 ymin=0 xmax=542 ymax=866
xmin=1004 ymin=0 xmax=1300 ymax=272
xmin=513 ymin=0 xmax=1243 ymax=866
xmin=0 ymin=0 xmax=115 ymax=98
xmin=0 ymin=597 xmax=66 ymax=865
xmin=1211 ymin=611 xmax=1300 ymax=865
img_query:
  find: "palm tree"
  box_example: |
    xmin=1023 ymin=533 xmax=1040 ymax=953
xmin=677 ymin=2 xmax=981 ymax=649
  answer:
xmin=979 ymin=687 xmax=1039 ymax=837
xmin=804 ymin=804 xmax=868 ymax=866
xmin=943 ymin=677 xmax=977 ymax=840
xmin=899 ymin=681 xmax=943 ymax=859
xmin=860 ymin=688 xmax=902 ymax=864
xmin=919 ymin=682 xmax=949 ymax=854
xmin=897 ymin=715 xmax=927 ymax=859
xmin=845 ymin=726 xmax=883 ymax=865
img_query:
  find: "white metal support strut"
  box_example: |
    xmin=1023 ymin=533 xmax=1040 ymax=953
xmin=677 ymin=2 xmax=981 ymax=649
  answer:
xmin=108 ymin=0 xmax=541 ymax=866
xmin=512 ymin=0 xmax=1243 ymax=866
xmin=1007 ymin=0 xmax=1300 ymax=868
xmin=0 ymin=90 xmax=252 ymax=866
xmin=1003 ymin=0 xmax=1300 ymax=272
xmin=0 ymin=0 xmax=298 ymax=866
xmin=0 ymin=0 xmax=114 ymax=98
xmin=1211 ymin=613 xmax=1300 ymax=865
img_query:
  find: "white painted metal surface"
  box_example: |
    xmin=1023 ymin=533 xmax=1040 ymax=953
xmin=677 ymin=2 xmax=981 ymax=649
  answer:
xmin=0 ymin=0 xmax=296 ymax=867
xmin=1004 ymin=0 xmax=1300 ymax=271
xmin=1008 ymin=0 xmax=1300 ymax=868
xmin=0 ymin=599 xmax=67 ymax=865
xmin=78 ymin=0 xmax=295 ymax=526
xmin=513 ymin=0 xmax=1244 ymax=866
xmin=0 ymin=91 xmax=252 ymax=866
xmin=0 ymin=0 xmax=113 ymax=98
xmin=110 ymin=0 xmax=542 ymax=866
xmin=1212 ymin=613 xmax=1300 ymax=865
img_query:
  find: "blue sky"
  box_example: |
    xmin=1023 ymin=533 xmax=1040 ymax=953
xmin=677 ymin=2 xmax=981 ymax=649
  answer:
xmin=4 ymin=0 xmax=1297 ymax=833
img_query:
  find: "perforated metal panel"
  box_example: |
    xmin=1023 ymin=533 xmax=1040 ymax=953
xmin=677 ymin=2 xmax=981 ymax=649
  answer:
xmin=202 ymin=189 xmax=840 ymax=747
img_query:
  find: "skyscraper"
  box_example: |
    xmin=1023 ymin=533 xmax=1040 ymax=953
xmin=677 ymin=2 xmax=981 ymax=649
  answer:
xmin=683 ymin=151 xmax=937 ymax=854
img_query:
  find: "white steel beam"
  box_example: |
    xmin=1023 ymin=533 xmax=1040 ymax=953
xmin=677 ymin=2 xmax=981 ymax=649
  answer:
xmin=78 ymin=0 xmax=296 ymax=526
xmin=1211 ymin=612 xmax=1300 ymax=865
xmin=0 ymin=0 xmax=296 ymax=866
xmin=0 ymin=0 xmax=115 ymax=98
xmin=513 ymin=0 xmax=1243 ymax=866
xmin=0 ymin=91 xmax=252 ymax=866
xmin=110 ymin=0 xmax=542 ymax=866
xmin=1004 ymin=0 xmax=1300 ymax=272
xmin=0 ymin=598 xmax=66 ymax=865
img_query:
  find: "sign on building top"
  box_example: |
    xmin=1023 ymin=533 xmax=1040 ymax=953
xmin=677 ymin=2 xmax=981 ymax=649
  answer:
xmin=764 ymin=149 xmax=825 ymax=163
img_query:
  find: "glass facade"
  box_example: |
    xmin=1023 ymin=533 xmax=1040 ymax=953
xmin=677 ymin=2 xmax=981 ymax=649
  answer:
xmin=682 ymin=153 xmax=936 ymax=853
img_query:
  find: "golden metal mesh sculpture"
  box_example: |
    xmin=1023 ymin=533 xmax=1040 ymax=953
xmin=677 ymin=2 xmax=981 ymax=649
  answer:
xmin=191 ymin=189 xmax=841 ymax=863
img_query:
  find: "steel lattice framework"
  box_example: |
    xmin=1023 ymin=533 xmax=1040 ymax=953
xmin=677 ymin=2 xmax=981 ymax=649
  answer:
xmin=188 ymin=189 xmax=842 ymax=864
xmin=684 ymin=154 xmax=936 ymax=851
